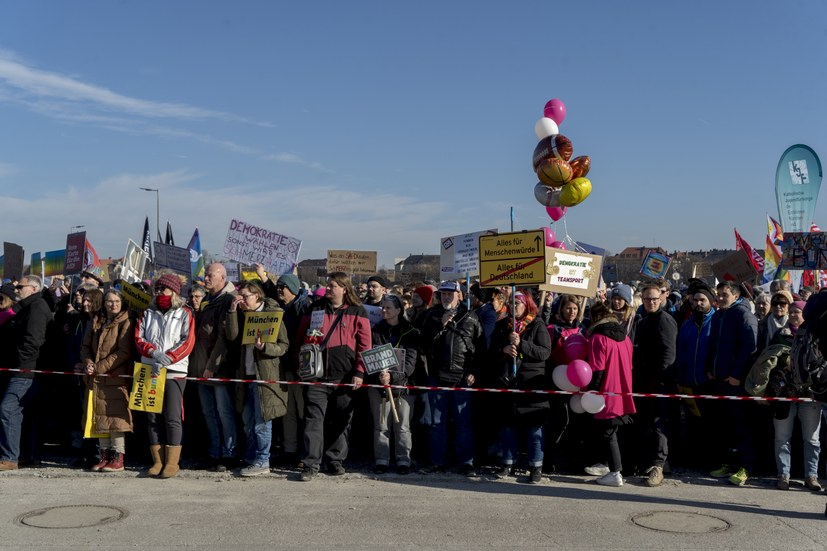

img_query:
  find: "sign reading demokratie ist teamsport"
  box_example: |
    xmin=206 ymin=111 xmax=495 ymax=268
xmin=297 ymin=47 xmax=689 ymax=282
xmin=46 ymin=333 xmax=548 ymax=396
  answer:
xmin=223 ymin=218 xmax=302 ymax=278
xmin=541 ymin=247 xmax=603 ymax=297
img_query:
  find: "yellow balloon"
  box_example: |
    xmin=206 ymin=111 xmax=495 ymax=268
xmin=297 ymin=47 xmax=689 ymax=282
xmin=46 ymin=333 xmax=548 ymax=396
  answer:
xmin=559 ymin=177 xmax=592 ymax=207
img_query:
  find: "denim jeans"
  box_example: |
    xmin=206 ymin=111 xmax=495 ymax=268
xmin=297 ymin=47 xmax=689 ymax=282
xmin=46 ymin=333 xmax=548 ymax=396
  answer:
xmin=368 ymin=389 xmax=413 ymax=466
xmin=501 ymin=425 xmax=544 ymax=467
xmin=774 ymin=402 xmax=821 ymax=478
xmin=197 ymin=383 xmax=236 ymax=459
xmin=242 ymin=383 xmax=272 ymax=466
xmin=0 ymin=377 xmax=37 ymax=462
xmin=428 ymin=388 xmax=473 ymax=466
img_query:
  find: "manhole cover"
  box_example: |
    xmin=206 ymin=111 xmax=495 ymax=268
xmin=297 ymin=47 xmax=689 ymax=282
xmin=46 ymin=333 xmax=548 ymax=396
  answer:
xmin=631 ymin=511 xmax=730 ymax=534
xmin=16 ymin=505 xmax=127 ymax=529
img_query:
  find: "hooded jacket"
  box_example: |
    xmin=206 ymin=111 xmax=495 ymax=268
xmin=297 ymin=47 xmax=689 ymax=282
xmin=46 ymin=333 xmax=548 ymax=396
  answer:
xmin=675 ymin=307 xmax=715 ymax=387
xmin=705 ymin=297 xmax=758 ymax=381
xmin=587 ymin=319 xmax=635 ymax=420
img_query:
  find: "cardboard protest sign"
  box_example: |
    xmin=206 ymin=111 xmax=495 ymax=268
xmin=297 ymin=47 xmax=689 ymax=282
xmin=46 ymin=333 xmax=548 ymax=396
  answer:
xmin=3 ymin=242 xmax=23 ymax=280
xmin=223 ymin=218 xmax=302 ymax=277
xmin=363 ymin=304 xmax=383 ymax=327
xmin=121 ymin=239 xmax=150 ymax=283
xmin=640 ymin=251 xmax=671 ymax=279
xmin=121 ymin=281 xmax=152 ymax=312
xmin=242 ymin=311 xmax=284 ymax=345
xmin=154 ymin=242 xmax=191 ymax=276
xmin=128 ymin=363 xmax=166 ymax=413
xmin=360 ymin=344 xmax=400 ymax=375
xmin=781 ymin=232 xmax=827 ymax=270
xmin=712 ymin=249 xmax=758 ymax=284
xmin=541 ymin=248 xmax=602 ymax=297
xmin=64 ymin=232 xmax=86 ymax=275
xmin=440 ymin=229 xmax=497 ymax=279
xmin=327 ymin=250 xmax=377 ymax=275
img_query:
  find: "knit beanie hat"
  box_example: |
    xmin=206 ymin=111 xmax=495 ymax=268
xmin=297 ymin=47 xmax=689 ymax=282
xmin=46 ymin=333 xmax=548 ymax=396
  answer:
xmin=277 ymin=274 xmax=301 ymax=295
xmin=155 ymin=273 xmax=182 ymax=295
xmin=413 ymin=285 xmax=435 ymax=306
xmin=610 ymin=284 xmax=633 ymax=306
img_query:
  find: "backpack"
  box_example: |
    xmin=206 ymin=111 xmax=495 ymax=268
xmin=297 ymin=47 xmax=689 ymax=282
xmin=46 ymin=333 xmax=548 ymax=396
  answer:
xmin=788 ymin=313 xmax=827 ymax=401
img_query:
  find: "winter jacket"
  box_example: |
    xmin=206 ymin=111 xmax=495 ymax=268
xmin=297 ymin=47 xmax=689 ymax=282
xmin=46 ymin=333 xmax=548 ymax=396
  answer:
xmin=226 ymin=298 xmax=291 ymax=421
xmin=705 ymin=298 xmax=758 ymax=382
xmin=474 ymin=303 xmax=497 ymax=350
xmin=675 ymin=308 xmax=715 ymax=387
xmin=369 ymin=318 xmax=419 ymax=396
xmin=547 ymin=319 xmax=585 ymax=366
xmin=280 ymin=290 xmax=313 ymax=378
xmin=632 ymin=307 xmax=678 ymax=391
xmin=80 ymin=310 xmax=136 ymax=433
xmin=587 ymin=319 xmax=636 ymax=420
xmin=135 ymin=305 xmax=196 ymax=377
xmin=3 ymin=293 xmax=52 ymax=379
xmin=745 ymin=342 xmax=791 ymax=397
xmin=419 ymin=302 xmax=485 ymax=386
xmin=296 ymin=300 xmax=372 ymax=382
xmin=189 ymin=281 xmax=236 ymax=378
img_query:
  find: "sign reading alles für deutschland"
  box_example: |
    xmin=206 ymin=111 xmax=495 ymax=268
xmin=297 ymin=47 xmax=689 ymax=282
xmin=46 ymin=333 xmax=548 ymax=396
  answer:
xmin=479 ymin=230 xmax=547 ymax=287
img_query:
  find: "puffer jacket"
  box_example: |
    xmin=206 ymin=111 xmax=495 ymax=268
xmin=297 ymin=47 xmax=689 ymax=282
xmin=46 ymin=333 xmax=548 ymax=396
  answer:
xmin=675 ymin=308 xmax=715 ymax=387
xmin=419 ymin=302 xmax=485 ymax=386
xmin=189 ymin=281 xmax=236 ymax=378
xmin=80 ymin=310 xmax=136 ymax=433
xmin=226 ymin=298 xmax=291 ymax=421
xmin=135 ymin=304 xmax=196 ymax=377
xmin=706 ymin=298 xmax=758 ymax=381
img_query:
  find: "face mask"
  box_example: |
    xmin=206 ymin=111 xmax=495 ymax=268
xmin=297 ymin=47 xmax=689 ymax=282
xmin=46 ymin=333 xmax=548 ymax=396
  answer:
xmin=156 ymin=294 xmax=172 ymax=310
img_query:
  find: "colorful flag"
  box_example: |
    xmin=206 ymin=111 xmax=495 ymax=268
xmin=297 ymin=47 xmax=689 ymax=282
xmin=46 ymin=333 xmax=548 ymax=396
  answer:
xmin=734 ymin=229 xmax=764 ymax=274
xmin=83 ymin=238 xmax=108 ymax=282
xmin=767 ymin=214 xmax=784 ymax=246
xmin=762 ymin=236 xmax=782 ymax=284
xmin=187 ymin=228 xmax=205 ymax=282
xmin=165 ymin=222 xmax=175 ymax=246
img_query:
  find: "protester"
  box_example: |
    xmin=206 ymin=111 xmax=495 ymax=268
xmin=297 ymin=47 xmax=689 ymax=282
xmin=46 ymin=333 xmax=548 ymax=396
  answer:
xmin=756 ymin=290 xmax=792 ymax=354
xmin=753 ymin=294 xmax=771 ymax=321
xmin=188 ymin=286 xmax=206 ymax=313
xmin=295 ymin=272 xmax=371 ymax=481
xmin=134 ymin=273 xmax=196 ymax=478
xmin=548 ymin=295 xmax=585 ymax=367
xmin=364 ymin=275 xmax=388 ymax=307
xmin=406 ymin=285 xmax=434 ymax=325
xmin=225 ymin=281 xmax=290 ymax=477
xmin=78 ymin=289 xmax=135 ymax=472
xmin=368 ymin=294 xmax=419 ymax=474
xmin=609 ymin=284 xmax=637 ymax=338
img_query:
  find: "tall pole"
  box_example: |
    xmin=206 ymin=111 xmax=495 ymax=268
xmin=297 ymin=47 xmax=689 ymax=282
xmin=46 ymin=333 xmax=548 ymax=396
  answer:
xmin=139 ymin=188 xmax=161 ymax=242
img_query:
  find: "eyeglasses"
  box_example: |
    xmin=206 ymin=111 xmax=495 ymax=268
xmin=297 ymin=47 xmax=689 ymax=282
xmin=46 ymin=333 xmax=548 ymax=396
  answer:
xmin=642 ymin=298 xmax=661 ymax=303
xmin=15 ymin=284 xmax=34 ymax=290
xmin=275 ymin=285 xmax=286 ymax=290
xmin=240 ymin=294 xmax=256 ymax=299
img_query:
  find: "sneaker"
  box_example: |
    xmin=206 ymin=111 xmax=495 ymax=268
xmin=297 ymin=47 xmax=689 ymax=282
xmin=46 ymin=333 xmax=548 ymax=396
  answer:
xmin=240 ymin=463 xmax=270 ymax=477
xmin=329 ymin=462 xmax=346 ymax=476
xmin=728 ymin=467 xmax=749 ymax=486
xmin=0 ymin=461 xmax=19 ymax=471
xmin=299 ymin=468 xmax=316 ymax=482
xmin=458 ymin=464 xmax=477 ymax=477
xmin=777 ymin=475 xmax=790 ymax=490
xmin=528 ymin=467 xmax=543 ymax=484
xmin=396 ymin=465 xmax=410 ymax=475
xmin=373 ymin=464 xmax=388 ymax=475
xmin=805 ymin=476 xmax=823 ymax=492
xmin=596 ymin=471 xmax=623 ymax=487
xmin=209 ymin=458 xmax=228 ymax=473
xmin=495 ymin=465 xmax=514 ymax=479
xmin=644 ymin=466 xmax=664 ymax=487
xmin=419 ymin=464 xmax=444 ymax=474
xmin=584 ymin=463 xmax=610 ymax=476
xmin=710 ymin=464 xmax=733 ymax=478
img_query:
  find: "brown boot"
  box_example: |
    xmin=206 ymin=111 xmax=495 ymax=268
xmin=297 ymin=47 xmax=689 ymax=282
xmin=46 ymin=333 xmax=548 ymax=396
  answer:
xmin=102 ymin=452 xmax=124 ymax=472
xmin=147 ymin=445 xmax=164 ymax=477
xmin=160 ymin=445 xmax=181 ymax=479
xmin=90 ymin=450 xmax=111 ymax=472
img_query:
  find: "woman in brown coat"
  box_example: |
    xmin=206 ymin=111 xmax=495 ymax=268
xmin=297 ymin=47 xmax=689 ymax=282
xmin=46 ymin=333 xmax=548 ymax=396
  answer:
xmin=78 ymin=289 xmax=136 ymax=472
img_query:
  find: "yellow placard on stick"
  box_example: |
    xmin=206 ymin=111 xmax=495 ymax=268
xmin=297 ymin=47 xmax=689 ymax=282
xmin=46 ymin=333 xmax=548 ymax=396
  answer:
xmin=121 ymin=281 xmax=151 ymax=313
xmin=128 ymin=363 xmax=166 ymax=413
xmin=84 ymin=387 xmax=108 ymax=439
xmin=242 ymin=311 xmax=283 ymax=345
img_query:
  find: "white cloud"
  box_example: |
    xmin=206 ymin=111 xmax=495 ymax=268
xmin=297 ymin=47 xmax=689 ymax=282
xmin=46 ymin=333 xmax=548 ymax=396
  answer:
xmin=0 ymin=161 xmax=16 ymax=178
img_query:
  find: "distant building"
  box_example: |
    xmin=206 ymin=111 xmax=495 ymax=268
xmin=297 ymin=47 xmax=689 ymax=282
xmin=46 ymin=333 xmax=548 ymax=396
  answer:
xmin=394 ymin=254 xmax=439 ymax=285
xmin=297 ymin=258 xmax=327 ymax=287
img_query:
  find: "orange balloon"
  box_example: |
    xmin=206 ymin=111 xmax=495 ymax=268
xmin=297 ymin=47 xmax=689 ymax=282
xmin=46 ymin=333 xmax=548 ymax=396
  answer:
xmin=569 ymin=156 xmax=591 ymax=179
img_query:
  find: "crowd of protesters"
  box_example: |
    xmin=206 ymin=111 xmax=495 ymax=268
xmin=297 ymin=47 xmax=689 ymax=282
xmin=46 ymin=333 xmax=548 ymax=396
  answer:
xmin=3 ymin=264 xmax=827 ymax=496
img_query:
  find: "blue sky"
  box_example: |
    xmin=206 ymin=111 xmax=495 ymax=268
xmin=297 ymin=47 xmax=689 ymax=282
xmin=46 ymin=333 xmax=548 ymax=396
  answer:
xmin=1 ymin=1 xmax=826 ymax=269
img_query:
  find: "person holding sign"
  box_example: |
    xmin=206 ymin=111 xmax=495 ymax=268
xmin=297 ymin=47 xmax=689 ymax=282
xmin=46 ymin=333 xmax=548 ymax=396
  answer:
xmin=134 ymin=273 xmax=196 ymax=478
xmin=491 ymin=291 xmax=551 ymax=484
xmin=368 ymin=294 xmax=419 ymax=475
xmin=78 ymin=290 xmax=136 ymax=473
xmin=294 ymin=272 xmax=371 ymax=481
xmin=225 ymin=281 xmax=290 ymax=477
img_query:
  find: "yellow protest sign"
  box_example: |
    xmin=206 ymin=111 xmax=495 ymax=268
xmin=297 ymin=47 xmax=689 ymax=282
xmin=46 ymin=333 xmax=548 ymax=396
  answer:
xmin=479 ymin=230 xmax=547 ymax=287
xmin=121 ymin=281 xmax=151 ymax=312
xmin=128 ymin=363 xmax=166 ymax=413
xmin=240 ymin=269 xmax=261 ymax=281
xmin=84 ymin=388 xmax=108 ymax=439
xmin=242 ymin=311 xmax=283 ymax=345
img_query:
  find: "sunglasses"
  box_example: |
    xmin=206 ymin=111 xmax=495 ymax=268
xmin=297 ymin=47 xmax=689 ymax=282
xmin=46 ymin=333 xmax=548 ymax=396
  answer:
xmin=771 ymin=301 xmax=789 ymax=307
xmin=15 ymin=284 xmax=34 ymax=290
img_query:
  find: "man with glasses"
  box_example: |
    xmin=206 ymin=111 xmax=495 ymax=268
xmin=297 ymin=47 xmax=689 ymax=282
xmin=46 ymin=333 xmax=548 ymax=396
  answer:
xmin=756 ymin=290 xmax=792 ymax=355
xmin=632 ymin=284 xmax=678 ymax=487
xmin=704 ymin=281 xmax=758 ymax=486
xmin=0 ymin=276 xmax=51 ymax=470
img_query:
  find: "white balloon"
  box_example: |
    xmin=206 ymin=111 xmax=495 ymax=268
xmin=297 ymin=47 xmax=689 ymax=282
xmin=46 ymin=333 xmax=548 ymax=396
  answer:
xmin=569 ymin=394 xmax=585 ymax=414
xmin=533 ymin=182 xmax=562 ymax=207
xmin=552 ymin=364 xmax=579 ymax=392
xmin=534 ymin=117 xmax=559 ymax=140
xmin=580 ymin=392 xmax=606 ymax=414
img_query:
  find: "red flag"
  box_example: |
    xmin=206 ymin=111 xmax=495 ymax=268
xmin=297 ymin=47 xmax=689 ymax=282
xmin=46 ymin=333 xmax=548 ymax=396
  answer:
xmin=83 ymin=239 xmax=108 ymax=283
xmin=734 ymin=229 xmax=764 ymax=274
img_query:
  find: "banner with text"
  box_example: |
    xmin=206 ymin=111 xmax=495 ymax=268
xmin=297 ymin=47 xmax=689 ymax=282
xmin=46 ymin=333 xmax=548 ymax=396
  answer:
xmin=781 ymin=232 xmax=827 ymax=270
xmin=223 ymin=219 xmax=302 ymax=277
xmin=242 ymin=311 xmax=284 ymax=345
xmin=440 ymin=229 xmax=497 ymax=278
xmin=541 ymin=248 xmax=602 ymax=297
xmin=327 ymin=250 xmax=377 ymax=275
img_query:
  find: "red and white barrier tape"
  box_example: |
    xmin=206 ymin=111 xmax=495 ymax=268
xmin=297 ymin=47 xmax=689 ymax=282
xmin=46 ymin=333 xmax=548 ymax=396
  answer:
xmin=0 ymin=367 xmax=817 ymax=404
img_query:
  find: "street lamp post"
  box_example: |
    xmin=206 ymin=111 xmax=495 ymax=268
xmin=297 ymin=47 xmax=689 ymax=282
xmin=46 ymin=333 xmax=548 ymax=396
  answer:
xmin=139 ymin=188 xmax=161 ymax=242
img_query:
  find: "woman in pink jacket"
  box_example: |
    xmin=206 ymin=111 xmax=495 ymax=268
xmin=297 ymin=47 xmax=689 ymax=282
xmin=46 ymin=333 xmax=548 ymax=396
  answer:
xmin=586 ymin=301 xmax=636 ymax=487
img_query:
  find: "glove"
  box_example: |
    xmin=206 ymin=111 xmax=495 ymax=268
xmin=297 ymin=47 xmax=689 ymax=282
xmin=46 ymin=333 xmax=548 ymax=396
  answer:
xmin=151 ymin=362 xmax=161 ymax=377
xmin=152 ymin=349 xmax=173 ymax=367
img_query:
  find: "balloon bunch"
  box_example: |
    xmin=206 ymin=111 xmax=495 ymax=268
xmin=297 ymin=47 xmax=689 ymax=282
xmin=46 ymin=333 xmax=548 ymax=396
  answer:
xmin=531 ymin=98 xmax=593 ymax=225
xmin=549 ymin=333 xmax=605 ymax=415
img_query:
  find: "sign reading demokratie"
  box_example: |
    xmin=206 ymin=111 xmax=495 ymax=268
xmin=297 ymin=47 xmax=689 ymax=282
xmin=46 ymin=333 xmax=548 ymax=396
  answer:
xmin=478 ymin=230 xmax=546 ymax=287
xmin=440 ymin=229 xmax=497 ymax=278
xmin=223 ymin=218 xmax=302 ymax=277
xmin=541 ymin=247 xmax=603 ymax=297
xmin=327 ymin=250 xmax=377 ymax=275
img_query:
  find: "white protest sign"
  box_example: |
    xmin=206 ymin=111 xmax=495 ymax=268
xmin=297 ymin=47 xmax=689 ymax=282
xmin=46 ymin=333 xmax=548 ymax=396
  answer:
xmin=223 ymin=218 xmax=302 ymax=277
xmin=363 ymin=304 xmax=383 ymax=327
xmin=120 ymin=239 xmax=149 ymax=283
xmin=440 ymin=229 xmax=497 ymax=278
xmin=310 ymin=310 xmax=325 ymax=331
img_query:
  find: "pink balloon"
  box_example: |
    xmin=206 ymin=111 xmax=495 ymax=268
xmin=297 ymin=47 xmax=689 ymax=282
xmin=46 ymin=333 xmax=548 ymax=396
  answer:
xmin=546 ymin=206 xmax=567 ymax=222
xmin=564 ymin=334 xmax=588 ymax=361
xmin=566 ymin=359 xmax=592 ymax=388
xmin=550 ymin=240 xmax=567 ymax=250
xmin=543 ymin=98 xmax=566 ymax=126
xmin=543 ymin=227 xmax=555 ymax=247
